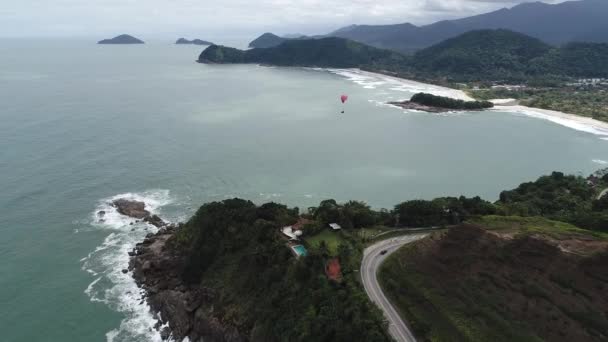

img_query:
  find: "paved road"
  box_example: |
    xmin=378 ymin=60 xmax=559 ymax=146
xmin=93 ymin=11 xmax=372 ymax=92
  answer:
xmin=598 ymin=188 xmax=608 ymax=200
xmin=361 ymin=234 xmax=427 ymax=342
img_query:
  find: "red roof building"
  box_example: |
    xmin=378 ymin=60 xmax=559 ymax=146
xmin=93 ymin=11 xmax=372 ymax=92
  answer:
xmin=325 ymin=258 xmax=342 ymax=282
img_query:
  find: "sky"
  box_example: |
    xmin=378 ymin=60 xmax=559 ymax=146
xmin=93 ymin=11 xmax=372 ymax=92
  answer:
xmin=0 ymin=0 xmax=569 ymax=42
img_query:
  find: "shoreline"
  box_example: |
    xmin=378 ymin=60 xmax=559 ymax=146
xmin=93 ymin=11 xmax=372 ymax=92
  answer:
xmin=333 ymin=68 xmax=608 ymax=138
xmin=494 ymin=104 xmax=608 ymax=137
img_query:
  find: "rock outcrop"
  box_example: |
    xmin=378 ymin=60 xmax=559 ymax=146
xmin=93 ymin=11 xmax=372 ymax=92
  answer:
xmin=129 ymin=226 xmax=246 ymax=342
xmin=111 ymin=199 xmax=166 ymax=227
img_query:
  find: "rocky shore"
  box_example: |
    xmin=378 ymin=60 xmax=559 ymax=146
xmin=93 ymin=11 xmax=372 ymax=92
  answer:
xmin=113 ymin=199 xmax=245 ymax=342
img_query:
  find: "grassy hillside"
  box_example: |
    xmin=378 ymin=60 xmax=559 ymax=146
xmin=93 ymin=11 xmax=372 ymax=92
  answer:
xmin=379 ymin=222 xmax=608 ymax=342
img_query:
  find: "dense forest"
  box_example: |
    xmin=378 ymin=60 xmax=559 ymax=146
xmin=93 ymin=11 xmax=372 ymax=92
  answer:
xmin=169 ymin=199 xmax=390 ymax=342
xmin=199 ymin=29 xmax=608 ymax=82
xmin=199 ymin=37 xmax=409 ymax=69
xmin=409 ymin=92 xmax=494 ymax=110
xmin=157 ymin=169 xmax=607 ymax=341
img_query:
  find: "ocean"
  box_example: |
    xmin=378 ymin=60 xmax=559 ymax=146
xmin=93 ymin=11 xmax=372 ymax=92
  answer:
xmin=1 ymin=39 xmax=607 ymax=341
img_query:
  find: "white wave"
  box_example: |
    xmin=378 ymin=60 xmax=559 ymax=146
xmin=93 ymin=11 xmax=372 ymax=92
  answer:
xmin=322 ymin=68 xmax=473 ymax=101
xmin=81 ymin=190 xmax=175 ymax=342
xmin=593 ymin=159 xmax=608 ymax=165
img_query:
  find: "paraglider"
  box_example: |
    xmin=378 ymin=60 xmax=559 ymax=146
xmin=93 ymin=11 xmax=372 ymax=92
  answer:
xmin=340 ymin=94 xmax=348 ymax=113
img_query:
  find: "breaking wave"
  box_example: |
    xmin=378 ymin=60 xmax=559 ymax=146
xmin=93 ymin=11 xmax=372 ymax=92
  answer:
xmin=81 ymin=190 xmax=174 ymax=342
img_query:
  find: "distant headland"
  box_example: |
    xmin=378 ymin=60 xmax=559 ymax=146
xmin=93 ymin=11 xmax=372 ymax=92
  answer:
xmin=176 ymin=38 xmax=214 ymax=46
xmin=98 ymin=34 xmax=145 ymax=44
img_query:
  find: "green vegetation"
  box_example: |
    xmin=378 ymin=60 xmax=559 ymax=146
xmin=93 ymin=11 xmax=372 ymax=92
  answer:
xmin=248 ymin=33 xmax=287 ymax=48
xmin=394 ymin=196 xmax=497 ymax=227
xmin=410 ymin=92 xmax=493 ymax=110
xmin=379 ymin=225 xmax=608 ymax=342
xmin=497 ymin=171 xmax=608 ymax=232
xmin=200 ymin=29 xmax=608 ymax=122
xmin=170 ymin=199 xmax=389 ymax=342
xmin=304 ymin=230 xmax=345 ymax=255
xmin=411 ymin=29 xmax=551 ymax=81
xmin=165 ymin=169 xmax=608 ymax=341
xmin=469 ymin=87 xmax=608 ymax=122
xmin=199 ymin=37 xmax=409 ymax=69
xmin=468 ymin=215 xmax=608 ymax=242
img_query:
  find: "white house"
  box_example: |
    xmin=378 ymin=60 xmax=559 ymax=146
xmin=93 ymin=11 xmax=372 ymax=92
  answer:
xmin=329 ymin=223 xmax=342 ymax=230
xmin=282 ymin=226 xmax=302 ymax=240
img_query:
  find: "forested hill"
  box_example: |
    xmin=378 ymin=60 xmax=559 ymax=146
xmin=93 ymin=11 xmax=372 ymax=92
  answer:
xmin=248 ymin=33 xmax=287 ymax=48
xmin=199 ymin=37 xmax=409 ymax=69
xmin=409 ymin=29 xmax=551 ymax=80
xmin=329 ymin=0 xmax=608 ymax=52
xmin=199 ymin=30 xmax=608 ymax=82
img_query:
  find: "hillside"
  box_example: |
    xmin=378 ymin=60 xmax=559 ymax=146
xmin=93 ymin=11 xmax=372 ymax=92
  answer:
xmin=202 ymin=30 xmax=608 ymax=83
xmin=531 ymin=42 xmax=608 ymax=78
xmin=329 ymin=0 xmax=608 ymax=52
xmin=380 ymin=222 xmax=608 ymax=342
xmin=199 ymin=37 xmax=409 ymax=69
xmin=410 ymin=29 xmax=552 ymax=80
xmin=248 ymin=33 xmax=287 ymax=48
xmin=131 ymin=199 xmax=390 ymax=342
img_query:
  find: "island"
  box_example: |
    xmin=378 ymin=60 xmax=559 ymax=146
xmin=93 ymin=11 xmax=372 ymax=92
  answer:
xmin=389 ymin=92 xmax=494 ymax=112
xmin=120 ymin=167 xmax=608 ymax=341
xmin=175 ymin=38 xmax=214 ymax=46
xmin=97 ymin=34 xmax=144 ymax=44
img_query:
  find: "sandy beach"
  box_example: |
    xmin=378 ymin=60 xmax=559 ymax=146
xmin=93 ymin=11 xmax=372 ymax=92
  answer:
xmin=494 ymin=103 xmax=608 ymax=137
xmin=326 ymin=68 xmax=608 ymax=139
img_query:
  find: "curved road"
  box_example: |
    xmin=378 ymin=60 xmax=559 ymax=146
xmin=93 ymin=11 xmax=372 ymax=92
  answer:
xmin=598 ymin=188 xmax=608 ymax=200
xmin=361 ymin=234 xmax=427 ymax=342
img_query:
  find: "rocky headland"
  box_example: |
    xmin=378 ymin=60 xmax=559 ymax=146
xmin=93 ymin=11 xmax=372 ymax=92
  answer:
xmin=111 ymin=198 xmax=244 ymax=341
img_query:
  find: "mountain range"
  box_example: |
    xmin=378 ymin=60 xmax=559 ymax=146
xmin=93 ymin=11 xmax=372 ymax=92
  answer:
xmin=249 ymin=0 xmax=608 ymax=53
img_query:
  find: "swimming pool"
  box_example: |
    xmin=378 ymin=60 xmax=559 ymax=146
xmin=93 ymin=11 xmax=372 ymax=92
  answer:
xmin=291 ymin=245 xmax=308 ymax=257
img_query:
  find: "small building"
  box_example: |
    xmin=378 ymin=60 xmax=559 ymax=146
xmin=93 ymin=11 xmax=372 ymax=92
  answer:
xmin=325 ymin=258 xmax=342 ymax=282
xmin=329 ymin=223 xmax=342 ymax=230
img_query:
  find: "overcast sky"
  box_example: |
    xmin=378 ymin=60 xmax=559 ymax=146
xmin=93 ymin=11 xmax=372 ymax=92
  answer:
xmin=0 ymin=0 xmax=568 ymax=41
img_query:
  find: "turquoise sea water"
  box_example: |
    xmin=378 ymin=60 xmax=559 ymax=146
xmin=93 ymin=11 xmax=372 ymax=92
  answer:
xmin=1 ymin=39 xmax=607 ymax=341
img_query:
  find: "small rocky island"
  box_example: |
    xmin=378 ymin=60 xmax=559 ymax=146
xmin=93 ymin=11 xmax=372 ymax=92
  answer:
xmin=176 ymin=38 xmax=214 ymax=46
xmin=98 ymin=34 xmax=145 ymax=44
xmin=389 ymin=92 xmax=494 ymax=113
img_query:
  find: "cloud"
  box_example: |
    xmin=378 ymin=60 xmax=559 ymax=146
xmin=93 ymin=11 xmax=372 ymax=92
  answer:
xmin=0 ymin=0 xmax=569 ymax=40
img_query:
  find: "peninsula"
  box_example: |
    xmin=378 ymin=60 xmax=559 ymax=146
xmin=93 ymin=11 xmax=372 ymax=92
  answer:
xmin=389 ymin=93 xmax=494 ymax=112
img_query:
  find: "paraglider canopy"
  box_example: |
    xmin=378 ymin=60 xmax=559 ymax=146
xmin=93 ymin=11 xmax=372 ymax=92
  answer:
xmin=340 ymin=95 xmax=348 ymax=104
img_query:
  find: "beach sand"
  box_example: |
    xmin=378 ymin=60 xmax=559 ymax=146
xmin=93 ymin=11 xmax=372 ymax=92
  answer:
xmin=327 ymin=68 xmax=608 ymax=139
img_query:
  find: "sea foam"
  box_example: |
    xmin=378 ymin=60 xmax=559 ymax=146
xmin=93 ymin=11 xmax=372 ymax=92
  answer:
xmin=81 ymin=190 xmax=174 ymax=342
